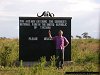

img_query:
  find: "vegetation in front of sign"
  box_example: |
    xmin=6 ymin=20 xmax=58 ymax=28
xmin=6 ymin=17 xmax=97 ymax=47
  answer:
xmin=0 ymin=38 xmax=99 ymax=75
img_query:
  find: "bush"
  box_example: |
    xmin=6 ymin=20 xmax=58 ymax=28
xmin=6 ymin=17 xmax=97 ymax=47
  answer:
xmin=0 ymin=39 xmax=19 ymax=66
xmin=50 ymin=55 xmax=56 ymax=67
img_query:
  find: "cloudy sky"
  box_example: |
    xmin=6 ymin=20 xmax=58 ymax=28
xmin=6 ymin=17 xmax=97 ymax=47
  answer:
xmin=0 ymin=0 xmax=100 ymax=38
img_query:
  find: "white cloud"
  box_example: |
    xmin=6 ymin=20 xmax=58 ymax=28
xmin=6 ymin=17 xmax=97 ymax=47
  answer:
xmin=0 ymin=0 xmax=99 ymax=17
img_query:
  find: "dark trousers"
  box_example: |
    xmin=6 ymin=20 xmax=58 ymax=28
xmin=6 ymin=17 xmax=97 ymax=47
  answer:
xmin=56 ymin=49 xmax=64 ymax=68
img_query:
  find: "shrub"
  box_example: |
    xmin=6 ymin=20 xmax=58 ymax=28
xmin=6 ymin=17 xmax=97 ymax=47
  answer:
xmin=50 ymin=55 xmax=56 ymax=67
xmin=0 ymin=39 xmax=19 ymax=66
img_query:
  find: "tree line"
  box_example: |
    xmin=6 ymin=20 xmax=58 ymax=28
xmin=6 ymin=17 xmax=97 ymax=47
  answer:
xmin=0 ymin=32 xmax=92 ymax=39
xmin=71 ymin=32 xmax=92 ymax=39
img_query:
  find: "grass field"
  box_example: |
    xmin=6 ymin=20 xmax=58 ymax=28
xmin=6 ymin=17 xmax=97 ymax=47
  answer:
xmin=0 ymin=38 xmax=99 ymax=75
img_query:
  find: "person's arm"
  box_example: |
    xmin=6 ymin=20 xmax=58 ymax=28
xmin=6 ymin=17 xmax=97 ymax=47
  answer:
xmin=64 ymin=37 xmax=69 ymax=48
xmin=48 ymin=30 xmax=53 ymax=39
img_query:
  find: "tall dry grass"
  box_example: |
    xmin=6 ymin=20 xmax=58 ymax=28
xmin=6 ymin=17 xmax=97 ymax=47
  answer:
xmin=0 ymin=38 xmax=99 ymax=75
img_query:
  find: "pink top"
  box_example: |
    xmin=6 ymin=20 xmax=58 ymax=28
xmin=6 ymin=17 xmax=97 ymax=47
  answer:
xmin=53 ymin=36 xmax=69 ymax=50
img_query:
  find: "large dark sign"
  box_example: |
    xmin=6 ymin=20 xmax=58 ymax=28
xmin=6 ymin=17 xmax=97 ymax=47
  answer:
xmin=19 ymin=17 xmax=72 ymax=61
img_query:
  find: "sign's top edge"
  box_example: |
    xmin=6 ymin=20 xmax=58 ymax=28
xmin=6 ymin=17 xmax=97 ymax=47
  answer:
xmin=19 ymin=17 xmax=72 ymax=19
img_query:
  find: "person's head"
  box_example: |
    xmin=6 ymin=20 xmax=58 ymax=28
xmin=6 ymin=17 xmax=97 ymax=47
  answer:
xmin=58 ymin=30 xmax=63 ymax=36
